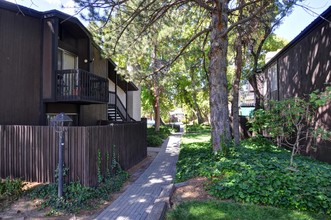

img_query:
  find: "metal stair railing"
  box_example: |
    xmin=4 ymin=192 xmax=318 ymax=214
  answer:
xmin=108 ymin=92 xmax=135 ymax=121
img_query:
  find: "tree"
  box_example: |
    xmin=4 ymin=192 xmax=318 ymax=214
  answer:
xmin=75 ymin=0 xmax=299 ymax=152
xmin=229 ymin=0 xmax=295 ymax=146
xmin=249 ymin=86 xmax=331 ymax=168
xmin=243 ymin=1 xmax=295 ymax=109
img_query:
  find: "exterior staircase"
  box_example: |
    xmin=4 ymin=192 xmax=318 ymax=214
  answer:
xmin=108 ymin=92 xmax=135 ymax=122
xmin=107 ymin=105 xmax=124 ymax=122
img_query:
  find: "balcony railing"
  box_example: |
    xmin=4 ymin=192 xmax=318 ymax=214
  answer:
xmin=56 ymin=69 xmax=108 ymax=103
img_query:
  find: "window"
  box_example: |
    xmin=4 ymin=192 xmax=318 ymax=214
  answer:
xmin=58 ymin=48 xmax=78 ymax=70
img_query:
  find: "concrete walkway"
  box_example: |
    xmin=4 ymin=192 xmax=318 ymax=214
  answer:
xmin=95 ymin=133 xmax=182 ymax=220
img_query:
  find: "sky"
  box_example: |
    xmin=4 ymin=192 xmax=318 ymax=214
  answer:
xmin=5 ymin=0 xmax=331 ymax=42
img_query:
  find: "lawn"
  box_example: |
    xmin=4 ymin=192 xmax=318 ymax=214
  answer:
xmin=167 ymin=200 xmax=329 ymax=220
xmin=170 ymin=125 xmax=331 ymax=219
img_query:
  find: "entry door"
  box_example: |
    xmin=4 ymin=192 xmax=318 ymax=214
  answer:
xmin=58 ymin=49 xmax=78 ymax=70
xmin=58 ymin=49 xmax=79 ymax=95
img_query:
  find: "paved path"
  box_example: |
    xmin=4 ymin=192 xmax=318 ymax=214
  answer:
xmin=95 ymin=133 xmax=182 ymax=220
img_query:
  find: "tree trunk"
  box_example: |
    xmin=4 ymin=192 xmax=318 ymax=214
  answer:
xmin=151 ymin=42 xmax=161 ymax=132
xmin=193 ymin=96 xmax=204 ymax=124
xmin=208 ymin=1 xmax=231 ymax=152
xmin=232 ymin=2 xmax=244 ymax=147
xmin=232 ymin=36 xmax=243 ymax=146
xmin=249 ymin=73 xmax=264 ymax=110
xmin=152 ymin=83 xmax=161 ymax=132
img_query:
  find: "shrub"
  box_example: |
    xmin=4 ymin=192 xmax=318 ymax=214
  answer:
xmin=147 ymin=135 xmax=164 ymax=147
xmin=249 ymin=87 xmax=331 ymax=167
xmin=146 ymin=125 xmax=172 ymax=147
xmin=0 ymin=178 xmax=25 ymax=204
xmin=176 ymin=132 xmax=331 ymax=216
xmin=186 ymin=124 xmax=210 ymax=133
xmin=28 ymin=171 xmax=128 ymax=214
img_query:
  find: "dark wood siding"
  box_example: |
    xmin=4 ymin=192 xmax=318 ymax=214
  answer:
xmin=80 ymin=104 xmax=108 ymax=125
xmin=0 ymin=9 xmax=42 ymax=125
xmin=278 ymin=19 xmax=331 ymax=99
xmin=262 ymin=11 xmax=331 ymax=163
xmin=92 ymin=45 xmax=108 ymax=78
xmin=78 ymin=46 xmax=109 ymax=125
xmin=77 ymin=38 xmax=89 ymax=71
xmin=42 ymin=18 xmax=54 ymax=100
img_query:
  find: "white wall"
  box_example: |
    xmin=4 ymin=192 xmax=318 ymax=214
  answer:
xmin=127 ymin=87 xmax=141 ymax=121
xmin=108 ymin=80 xmax=126 ymax=107
xmin=108 ymin=80 xmax=141 ymax=121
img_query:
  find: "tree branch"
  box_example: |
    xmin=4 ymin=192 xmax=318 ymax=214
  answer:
xmin=223 ymin=2 xmax=269 ymax=37
xmin=192 ymin=0 xmax=214 ymax=11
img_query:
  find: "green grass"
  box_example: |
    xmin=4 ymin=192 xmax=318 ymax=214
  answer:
xmin=167 ymin=200 xmax=331 ymax=220
xmin=174 ymin=130 xmax=331 ymax=216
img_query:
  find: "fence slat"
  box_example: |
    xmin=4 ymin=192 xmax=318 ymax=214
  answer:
xmin=0 ymin=121 xmax=147 ymax=186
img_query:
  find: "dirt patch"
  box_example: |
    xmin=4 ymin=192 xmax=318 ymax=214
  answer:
xmin=170 ymin=177 xmax=217 ymax=207
xmin=0 ymin=151 xmax=158 ymax=220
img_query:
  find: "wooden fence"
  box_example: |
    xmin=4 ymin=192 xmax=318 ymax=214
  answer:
xmin=0 ymin=120 xmax=147 ymax=186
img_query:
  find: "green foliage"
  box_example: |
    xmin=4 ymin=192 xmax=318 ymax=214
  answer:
xmin=25 ymin=145 xmax=129 ymax=214
xmin=175 ymin=130 xmax=331 ymax=216
xmin=147 ymin=135 xmax=164 ymax=147
xmin=176 ymin=140 xmax=213 ymax=182
xmin=146 ymin=126 xmax=172 ymax=147
xmin=167 ymin=200 xmax=330 ymax=220
xmin=250 ymin=98 xmax=311 ymax=138
xmin=28 ymin=171 xmax=128 ymax=214
xmin=249 ymin=88 xmax=331 ymax=166
xmin=97 ymin=149 xmax=103 ymax=184
xmin=186 ymin=124 xmax=210 ymax=133
xmin=54 ymin=164 xmax=69 ymax=182
xmin=0 ymin=178 xmax=25 ymax=206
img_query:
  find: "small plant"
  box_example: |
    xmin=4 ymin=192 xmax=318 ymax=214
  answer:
xmin=146 ymin=125 xmax=173 ymax=147
xmin=111 ymin=145 xmax=122 ymax=175
xmin=54 ymin=164 xmax=69 ymax=182
xmin=97 ymin=149 xmax=103 ymax=184
xmin=28 ymin=170 xmax=128 ymax=214
xmin=147 ymin=135 xmax=163 ymax=147
xmin=249 ymin=86 xmax=331 ymax=168
xmin=0 ymin=178 xmax=25 ymax=206
xmin=176 ymin=130 xmax=331 ymax=216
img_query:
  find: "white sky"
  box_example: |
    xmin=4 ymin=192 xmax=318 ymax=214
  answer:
xmin=274 ymin=0 xmax=331 ymax=41
xmin=5 ymin=0 xmax=331 ymax=42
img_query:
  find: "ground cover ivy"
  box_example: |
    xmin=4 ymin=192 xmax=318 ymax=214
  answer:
xmin=27 ymin=170 xmax=128 ymax=214
xmin=0 ymin=178 xmax=25 ymax=210
xmin=176 ymin=133 xmax=331 ymax=215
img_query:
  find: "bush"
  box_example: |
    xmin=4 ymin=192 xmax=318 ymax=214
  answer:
xmin=147 ymin=135 xmax=164 ymax=147
xmin=186 ymin=124 xmax=210 ymax=133
xmin=146 ymin=126 xmax=172 ymax=147
xmin=176 ymin=133 xmax=331 ymax=216
xmin=0 ymin=178 xmax=25 ymax=204
xmin=28 ymin=171 xmax=128 ymax=214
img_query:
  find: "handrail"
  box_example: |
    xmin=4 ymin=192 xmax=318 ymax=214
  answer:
xmin=56 ymin=69 xmax=108 ymax=103
xmin=108 ymin=91 xmax=135 ymax=121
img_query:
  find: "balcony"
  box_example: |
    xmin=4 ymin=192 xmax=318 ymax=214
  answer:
xmin=56 ymin=69 xmax=108 ymax=104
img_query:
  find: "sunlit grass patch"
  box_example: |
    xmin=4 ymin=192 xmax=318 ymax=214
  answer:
xmin=167 ymin=200 xmax=331 ymax=220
